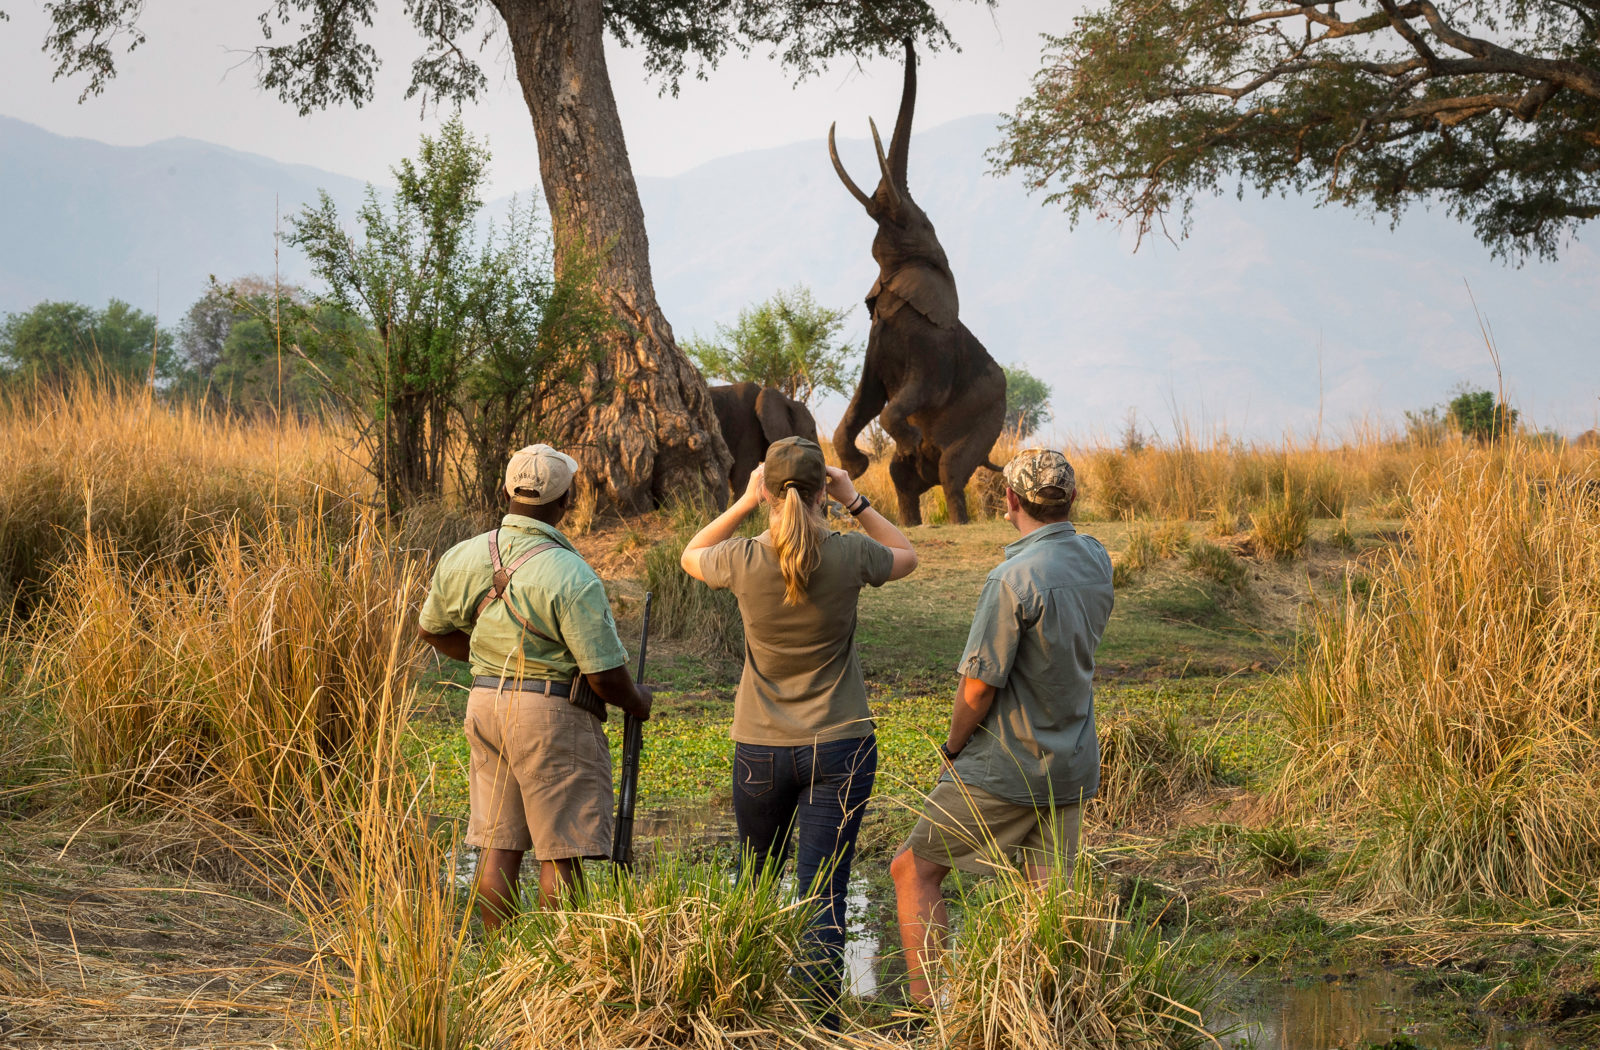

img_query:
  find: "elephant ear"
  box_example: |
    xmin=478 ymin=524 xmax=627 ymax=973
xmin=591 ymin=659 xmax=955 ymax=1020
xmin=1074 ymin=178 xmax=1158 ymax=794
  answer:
xmin=755 ymin=387 xmax=796 ymax=445
xmin=873 ymin=265 xmax=960 ymax=329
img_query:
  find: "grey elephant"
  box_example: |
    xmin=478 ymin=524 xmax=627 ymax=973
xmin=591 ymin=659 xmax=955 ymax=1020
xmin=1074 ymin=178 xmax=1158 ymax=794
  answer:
xmin=829 ymin=38 xmax=1006 ymax=526
xmin=709 ymin=382 xmax=820 ymax=499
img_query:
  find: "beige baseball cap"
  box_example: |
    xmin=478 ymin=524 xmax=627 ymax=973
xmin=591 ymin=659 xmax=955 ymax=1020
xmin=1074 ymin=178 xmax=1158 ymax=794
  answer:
xmin=504 ymin=444 xmax=579 ymax=504
xmin=1003 ymin=448 xmax=1077 ymax=505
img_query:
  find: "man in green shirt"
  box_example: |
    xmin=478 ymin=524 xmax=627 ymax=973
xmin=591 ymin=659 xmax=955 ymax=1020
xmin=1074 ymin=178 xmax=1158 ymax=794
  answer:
xmin=889 ymin=448 xmax=1114 ymax=1006
xmin=417 ymin=444 xmax=652 ymax=930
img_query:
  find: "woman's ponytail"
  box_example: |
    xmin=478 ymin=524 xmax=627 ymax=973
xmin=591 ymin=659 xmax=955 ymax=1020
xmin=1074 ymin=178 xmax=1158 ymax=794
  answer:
xmin=773 ymin=483 xmax=828 ymax=606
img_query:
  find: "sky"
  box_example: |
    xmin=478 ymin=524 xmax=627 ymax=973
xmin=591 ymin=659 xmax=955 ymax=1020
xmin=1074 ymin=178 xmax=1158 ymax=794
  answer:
xmin=0 ymin=0 xmax=1072 ymax=187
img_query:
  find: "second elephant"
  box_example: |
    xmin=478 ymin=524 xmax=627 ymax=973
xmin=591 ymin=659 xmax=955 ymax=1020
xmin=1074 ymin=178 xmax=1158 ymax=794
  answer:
xmin=709 ymin=382 xmax=820 ymax=500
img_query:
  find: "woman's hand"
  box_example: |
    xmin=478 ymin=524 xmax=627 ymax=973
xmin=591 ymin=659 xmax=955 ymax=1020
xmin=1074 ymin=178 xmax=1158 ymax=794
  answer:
xmin=825 ymin=465 xmax=858 ymax=506
xmin=739 ymin=464 xmax=767 ymax=510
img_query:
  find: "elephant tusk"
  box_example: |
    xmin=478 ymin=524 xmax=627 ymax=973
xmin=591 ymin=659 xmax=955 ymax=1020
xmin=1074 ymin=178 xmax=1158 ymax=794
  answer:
xmin=869 ymin=117 xmax=904 ymax=213
xmin=829 ymin=122 xmax=875 ymax=211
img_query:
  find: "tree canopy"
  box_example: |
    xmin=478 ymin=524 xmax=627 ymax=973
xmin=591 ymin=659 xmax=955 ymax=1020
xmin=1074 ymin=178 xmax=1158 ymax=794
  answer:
xmin=995 ymin=0 xmax=1600 ymax=260
xmin=0 ymin=299 xmax=173 ymax=389
xmin=1003 ymin=363 xmax=1052 ymax=438
xmin=685 ymin=286 xmax=859 ymax=404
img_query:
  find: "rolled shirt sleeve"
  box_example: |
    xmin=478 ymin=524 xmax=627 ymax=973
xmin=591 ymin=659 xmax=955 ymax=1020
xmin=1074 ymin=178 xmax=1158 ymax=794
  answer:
xmin=856 ymin=534 xmax=895 ymax=587
xmin=558 ymin=577 xmax=631 ymax=675
xmin=957 ymin=577 xmax=1024 ymax=688
xmin=696 ymin=538 xmax=742 ymax=591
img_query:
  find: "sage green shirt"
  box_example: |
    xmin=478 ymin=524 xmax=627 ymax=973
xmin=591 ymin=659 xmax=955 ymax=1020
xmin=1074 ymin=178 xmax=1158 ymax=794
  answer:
xmin=946 ymin=521 xmax=1114 ymax=806
xmin=417 ymin=514 xmax=628 ymax=681
xmin=699 ymin=532 xmax=894 ymax=746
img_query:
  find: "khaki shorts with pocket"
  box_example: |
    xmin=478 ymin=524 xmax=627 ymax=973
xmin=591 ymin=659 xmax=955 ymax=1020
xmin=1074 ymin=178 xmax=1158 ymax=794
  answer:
xmin=463 ymin=685 xmax=613 ymax=859
xmin=902 ymin=778 xmax=1082 ymax=875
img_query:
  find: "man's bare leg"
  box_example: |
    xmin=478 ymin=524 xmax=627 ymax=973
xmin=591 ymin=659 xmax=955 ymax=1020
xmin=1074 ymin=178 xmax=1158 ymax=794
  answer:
xmin=890 ymin=847 xmax=952 ymax=1007
xmin=537 ymin=858 xmax=582 ymax=908
xmin=477 ymin=847 xmax=524 ymax=932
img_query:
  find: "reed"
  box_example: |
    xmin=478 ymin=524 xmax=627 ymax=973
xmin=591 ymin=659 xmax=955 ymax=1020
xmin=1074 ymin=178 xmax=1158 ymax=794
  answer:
xmin=1273 ymin=444 xmax=1600 ymax=905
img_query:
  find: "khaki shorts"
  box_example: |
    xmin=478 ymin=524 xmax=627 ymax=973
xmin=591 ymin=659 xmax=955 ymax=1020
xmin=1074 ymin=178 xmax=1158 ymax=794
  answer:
xmin=463 ymin=685 xmax=614 ymax=858
xmin=903 ymin=778 xmax=1082 ymax=875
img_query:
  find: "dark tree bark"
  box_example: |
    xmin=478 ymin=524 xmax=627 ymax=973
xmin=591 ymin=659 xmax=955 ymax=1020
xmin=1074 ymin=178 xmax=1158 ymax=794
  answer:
xmin=493 ymin=0 xmax=730 ymax=512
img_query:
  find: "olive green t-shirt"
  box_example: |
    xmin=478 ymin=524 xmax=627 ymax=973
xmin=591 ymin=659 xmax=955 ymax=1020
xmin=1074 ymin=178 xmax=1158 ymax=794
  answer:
xmin=698 ymin=532 xmax=895 ymax=746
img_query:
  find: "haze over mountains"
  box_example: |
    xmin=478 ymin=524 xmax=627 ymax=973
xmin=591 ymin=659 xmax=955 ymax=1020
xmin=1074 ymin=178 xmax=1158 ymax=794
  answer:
xmin=2 ymin=112 xmax=1595 ymax=438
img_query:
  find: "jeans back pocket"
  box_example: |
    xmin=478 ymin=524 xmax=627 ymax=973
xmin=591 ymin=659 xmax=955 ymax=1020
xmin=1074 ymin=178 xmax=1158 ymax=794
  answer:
xmin=736 ymin=750 xmax=775 ymax=799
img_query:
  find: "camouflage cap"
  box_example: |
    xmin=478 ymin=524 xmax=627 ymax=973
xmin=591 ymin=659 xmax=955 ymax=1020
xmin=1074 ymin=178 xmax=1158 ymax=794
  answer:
xmin=1003 ymin=448 xmax=1077 ymax=506
xmin=504 ymin=444 xmax=579 ymax=504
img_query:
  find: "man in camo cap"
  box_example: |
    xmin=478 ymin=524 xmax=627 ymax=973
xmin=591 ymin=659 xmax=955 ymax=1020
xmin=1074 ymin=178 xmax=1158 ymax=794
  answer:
xmin=890 ymin=448 xmax=1115 ymax=1006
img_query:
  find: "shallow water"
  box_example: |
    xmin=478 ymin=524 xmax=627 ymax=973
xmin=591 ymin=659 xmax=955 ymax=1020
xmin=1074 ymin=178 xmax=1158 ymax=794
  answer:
xmin=1213 ymin=966 xmax=1554 ymax=1050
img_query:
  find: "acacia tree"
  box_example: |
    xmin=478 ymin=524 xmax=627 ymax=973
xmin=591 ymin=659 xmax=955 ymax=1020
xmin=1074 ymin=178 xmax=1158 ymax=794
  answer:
xmin=38 ymin=0 xmax=988 ymax=510
xmin=685 ymin=285 xmax=859 ymax=404
xmin=995 ymin=0 xmax=1599 ymax=260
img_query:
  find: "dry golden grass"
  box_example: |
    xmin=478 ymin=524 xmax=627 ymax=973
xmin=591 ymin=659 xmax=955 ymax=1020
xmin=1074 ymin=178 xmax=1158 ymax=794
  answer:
xmin=1273 ymin=442 xmax=1600 ymax=906
xmin=29 ymin=509 xmax=426 ymax=830
xmin=0 ymin=380 xmax=363 ymax=607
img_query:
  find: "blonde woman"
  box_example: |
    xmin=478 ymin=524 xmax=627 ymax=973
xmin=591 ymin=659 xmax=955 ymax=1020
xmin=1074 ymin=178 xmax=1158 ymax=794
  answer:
xmin=681 ymin=436 xmax=917 ymax=1006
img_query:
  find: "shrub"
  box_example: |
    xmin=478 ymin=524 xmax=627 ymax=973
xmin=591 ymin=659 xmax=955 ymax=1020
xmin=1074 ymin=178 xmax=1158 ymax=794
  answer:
xmin=1249 ymin=492 xmax=1309 ymax=560
xmin=1274 ymin=446 xmax=1600 ymax=905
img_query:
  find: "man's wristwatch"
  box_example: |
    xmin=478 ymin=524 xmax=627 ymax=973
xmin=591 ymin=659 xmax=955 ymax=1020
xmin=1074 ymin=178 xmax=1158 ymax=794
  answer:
xmin=939 ymin=741 xmax=960 ymax=762
xmin=847 ymin=493 xmax=871 ymax=516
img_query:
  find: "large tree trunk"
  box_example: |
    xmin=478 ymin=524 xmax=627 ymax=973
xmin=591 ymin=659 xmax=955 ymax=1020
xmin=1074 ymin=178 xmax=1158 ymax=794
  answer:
xmin=493 ymin=0 xmax=729 ymax=512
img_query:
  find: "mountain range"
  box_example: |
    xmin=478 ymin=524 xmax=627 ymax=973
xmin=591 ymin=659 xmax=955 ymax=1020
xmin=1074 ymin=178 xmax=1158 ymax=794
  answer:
xmin=2 ymin=112 xmax=1595 ymax=438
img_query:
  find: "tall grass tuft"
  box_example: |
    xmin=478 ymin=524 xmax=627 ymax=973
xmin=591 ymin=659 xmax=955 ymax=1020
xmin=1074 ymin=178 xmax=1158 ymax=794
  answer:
xmin=928 ymin=858 xmax=1216 ymax=1050
xmin=1249 ymin=491 xmax=1310 ymax=560
xmin=31 ymin=510 xmax=425 ymax=829
xmin=642 ymin=499 xmax=748 ymax=660
xmin=1096 ymin=708 xmax=1222 ymax=829
xmin=475 ymin=857 xmax=828 ymax=1049
xmin=1273 ymin=446 xmax=1600 ymax=905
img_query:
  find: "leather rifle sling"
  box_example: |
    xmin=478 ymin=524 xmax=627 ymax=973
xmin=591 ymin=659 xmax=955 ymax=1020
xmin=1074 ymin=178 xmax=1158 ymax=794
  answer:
xmin=473 ymin=529 xmax=562 ymax=643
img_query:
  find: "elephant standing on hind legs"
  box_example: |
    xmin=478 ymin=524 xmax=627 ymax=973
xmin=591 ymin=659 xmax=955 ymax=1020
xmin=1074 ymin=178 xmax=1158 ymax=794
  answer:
xmin=829 ymin=38 xmax=1005 ymax=527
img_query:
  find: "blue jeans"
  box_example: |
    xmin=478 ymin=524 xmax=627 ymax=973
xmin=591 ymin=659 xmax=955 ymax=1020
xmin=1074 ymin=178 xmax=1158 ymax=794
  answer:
xmin=732 ymin=734 xmax=878 ymax=1002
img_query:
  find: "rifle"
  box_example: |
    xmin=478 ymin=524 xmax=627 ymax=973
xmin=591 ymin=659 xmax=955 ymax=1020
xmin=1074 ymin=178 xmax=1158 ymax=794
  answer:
xmin=611 ymin=591 xmax=651 ymax=868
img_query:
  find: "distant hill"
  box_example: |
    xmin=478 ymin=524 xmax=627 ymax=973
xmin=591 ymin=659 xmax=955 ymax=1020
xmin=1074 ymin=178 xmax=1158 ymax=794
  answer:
xmin=3 ymin=113 xmax=1596 ymax=436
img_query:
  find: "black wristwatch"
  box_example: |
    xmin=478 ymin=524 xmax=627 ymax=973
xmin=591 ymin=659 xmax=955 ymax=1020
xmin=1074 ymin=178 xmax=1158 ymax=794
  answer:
xmin=939 ymin=741 xmax=960 ymax=762
xmin=848 ymin=493 xmax=871 ymax=516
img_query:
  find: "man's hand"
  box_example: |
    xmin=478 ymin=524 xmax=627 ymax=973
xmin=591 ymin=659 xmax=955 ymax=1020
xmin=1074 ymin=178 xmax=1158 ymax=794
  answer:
xmin=584 ymin=665 xmax=653 ymax=721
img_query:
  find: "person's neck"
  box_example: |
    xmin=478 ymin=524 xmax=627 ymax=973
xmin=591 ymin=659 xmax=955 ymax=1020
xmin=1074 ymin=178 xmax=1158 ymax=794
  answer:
xmin=508 ymin=500 xmax=563 ymax=527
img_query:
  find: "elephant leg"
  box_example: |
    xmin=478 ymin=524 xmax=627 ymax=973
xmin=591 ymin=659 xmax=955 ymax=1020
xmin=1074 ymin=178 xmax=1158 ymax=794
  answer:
xmin=833 ymin=368 xmax=887 ymax=479
xmin=936 ymin=387 xmax=1007 ymax=527
xmin=888 ymin=453 xmax=932 ymax=527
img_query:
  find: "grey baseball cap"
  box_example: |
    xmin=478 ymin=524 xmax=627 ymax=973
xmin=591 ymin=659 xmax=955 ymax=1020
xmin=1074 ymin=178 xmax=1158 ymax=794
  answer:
xmin=504 ymin=444 xmax=579 ymax=503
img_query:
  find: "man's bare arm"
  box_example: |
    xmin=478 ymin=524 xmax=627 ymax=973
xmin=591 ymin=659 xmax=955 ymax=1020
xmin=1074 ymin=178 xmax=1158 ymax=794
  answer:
xmin=418 ymin=626 xmax=471 ymax=663
xmin=583 ymin=665 xmax=654 ymax=721
xmin=946 ymin=675 xmax=998 ymax=757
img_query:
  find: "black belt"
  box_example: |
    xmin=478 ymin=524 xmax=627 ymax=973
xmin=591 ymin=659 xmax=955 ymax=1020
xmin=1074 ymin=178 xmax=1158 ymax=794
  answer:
xmin=472 ymin=675 xmax=572 ymax=697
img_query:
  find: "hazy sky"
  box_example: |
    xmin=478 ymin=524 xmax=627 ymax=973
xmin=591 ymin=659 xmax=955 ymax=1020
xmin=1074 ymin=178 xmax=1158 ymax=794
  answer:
xmin=0 ymin=1 xmax=1073 ymax=188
